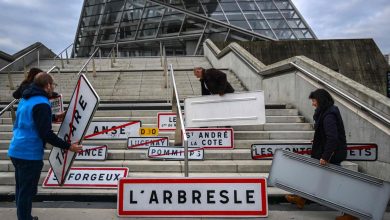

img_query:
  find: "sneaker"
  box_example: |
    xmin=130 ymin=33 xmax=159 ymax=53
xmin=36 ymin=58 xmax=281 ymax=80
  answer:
xmin=335 ymin=213 xmax=359 ymax=220
xmin=285 ymin=194 xmax=306 ymax=209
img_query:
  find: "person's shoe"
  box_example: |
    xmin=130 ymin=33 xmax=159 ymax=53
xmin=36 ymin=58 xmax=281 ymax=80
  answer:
xmin=335 ymin=213 xmax=359 ymax=220
xmin=285 ymin=194 xmax=306 ymax=209
xmin=32 ymin=216 xmax=39 ymax=220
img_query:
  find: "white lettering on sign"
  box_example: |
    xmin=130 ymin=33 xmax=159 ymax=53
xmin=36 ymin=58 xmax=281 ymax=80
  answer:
xmin=75 ymin=145 xmax=107 ymax=161
xmin=128 ymin=137 xmax=169 ymax=149
xmin=157 ymin=112 xmax=179 ymax=131
xmin=49 ymin=94 xmax=63 ymax=115
xmin=48 ymin=74 xmax=100 ymax=185
xmin=148 ymin=146 xmax=204 ymax=160
xmin=251 ymin=143 xmax=378 ymax=161
xmin=43 ymin=167 xmax=128 ymax=188
xmin=84 ymin=121 xmax=141 ymax=139
xmin=117 ymin=178 xmax=268 ymax=217
xmin=185 ymin=128 xmax=234 ymax=149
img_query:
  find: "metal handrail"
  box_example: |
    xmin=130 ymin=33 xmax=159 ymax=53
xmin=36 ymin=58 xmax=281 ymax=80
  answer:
xmin=0 ymin=43 xmax=43 ymax=72
xmin=54 ymin=43 xmax=74 ymax=59
xmin=77 ymin=47 xmax=100 ymax=76
xmin=0 ymin=99 xmax=18 ymax=118
xmin=53 ymin=43 xmax=73 ymax=68
xmin=290 ymin=62 xmax=390 ymax=127
xmin=169 ymin=64 xmax=189 ymax=177
xmin=47 ymin=66 xmax=61 ymax=74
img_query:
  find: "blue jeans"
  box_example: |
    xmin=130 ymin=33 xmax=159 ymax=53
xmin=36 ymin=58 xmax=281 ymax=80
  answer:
xmin=11 ymin=157 xmax=43 ymax=220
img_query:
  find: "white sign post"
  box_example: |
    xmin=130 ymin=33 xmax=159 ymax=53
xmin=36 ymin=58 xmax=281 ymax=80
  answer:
xmin=48 ymin=74 xmax=100 ymax=185
xmin=84 ymin=121 xmax=141 ymax=139
xmin=185 ymin=128 xmax=234 ymax=149
xmin=184 ymin=91 xmax=266 ymax=127
xmin=148 ymin=146 xmax=204 ymax=160
xmin=117 ymin=178 xmax=268 ymax=217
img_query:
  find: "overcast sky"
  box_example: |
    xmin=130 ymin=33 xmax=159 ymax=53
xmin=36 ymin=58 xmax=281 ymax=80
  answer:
xmin=0 ymin=0 xmax=389 ymax=55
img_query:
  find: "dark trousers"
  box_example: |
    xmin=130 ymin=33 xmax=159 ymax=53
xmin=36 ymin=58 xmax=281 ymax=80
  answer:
xmin=11 ymin=157 xmax=43 ymax=220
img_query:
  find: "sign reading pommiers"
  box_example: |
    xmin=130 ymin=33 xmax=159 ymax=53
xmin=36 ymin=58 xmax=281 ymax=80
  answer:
xmin=128 ymin=137 xmax=169 ymax=149
xmin=48 ymin=74 xmax=100 ymax=185
xmin=75 ymin=145 xmax=107 ymax=161
xmin=251 ymin=143 xmax=378 ymax=161
xmin=117 ymin=178 xmax=268 ymax=217
xmin=84 ymin=121 xmax=141 ymax=139
xmin=43 ymin=167 xmax=128 ymax=188
xmin=157 ymin=112 xmax=177 ymax=131
xmin=185 ymin=128 xmax=234 ymax=149
xmin=148 ymin=146 xmax=204 ymax=160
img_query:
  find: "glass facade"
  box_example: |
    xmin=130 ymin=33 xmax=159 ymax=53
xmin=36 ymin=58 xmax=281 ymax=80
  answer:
xmin=73 ymin=0 xmax=316 ymax=57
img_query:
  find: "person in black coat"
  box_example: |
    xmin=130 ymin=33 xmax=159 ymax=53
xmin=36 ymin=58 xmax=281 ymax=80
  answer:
xmin=13 ymin=68 xmax=43 ymax=99
xmin=309 ymin=89 xmax=347 ymax=165
xmin=193 ymin=67 xmax=234 ymax=96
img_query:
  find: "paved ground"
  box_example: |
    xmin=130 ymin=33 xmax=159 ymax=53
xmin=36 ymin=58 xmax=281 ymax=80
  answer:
xmin=0 ymin=202 xmax=389 ymax=220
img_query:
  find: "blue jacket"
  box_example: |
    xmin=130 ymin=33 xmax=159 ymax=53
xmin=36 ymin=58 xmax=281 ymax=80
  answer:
xmin=8 ymin=84 xmax=70 ymax=160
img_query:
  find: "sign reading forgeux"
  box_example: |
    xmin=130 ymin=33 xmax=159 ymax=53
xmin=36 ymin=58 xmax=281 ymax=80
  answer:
xmin=84 ymin=121 xmax=141 ymax=139
xmin=43 ymin=167 xmax=128 ymax=188
xmin=251 ymin=143 xmax=378 ymax=161
xmin=185 ymin=128 xmax=234 ymax=149
xmin=48 ymin=74 xmax=100 ymax=185
xmin=49 ymin=94 xmax=64 ymax=115
xmin=148 ymin=146 xmax=204 ymax=160
xmin=75 ymin=145 xmax=107 ymax=160
xmin=158 ymin=112 xmax=179 ymax=131
xmin=128 ymin=137 xmax=169 ymax=149
xmin=117 ymin=178 xmax=268 ymax=217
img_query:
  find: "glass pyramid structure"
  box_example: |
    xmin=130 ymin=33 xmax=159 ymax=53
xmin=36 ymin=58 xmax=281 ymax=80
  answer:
xmin=73 ymin=0 xmax=316 ymax=57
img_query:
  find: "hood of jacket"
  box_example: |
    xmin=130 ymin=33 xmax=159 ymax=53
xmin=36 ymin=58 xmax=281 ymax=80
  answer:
xmin=22 ymin=83 xmax=49 ymax=99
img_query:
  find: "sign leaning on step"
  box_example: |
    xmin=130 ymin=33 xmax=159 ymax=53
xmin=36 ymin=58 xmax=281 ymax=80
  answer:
xmin=185 ymin=128 xmax=234 ymax=149
xmin=43 ymin=167 xmax=128 ymax=188
xmin=48 ymin=74 xmax=100 ymax=185
xmin=127 ymin=137 xmax=169 ymax=149
xmin=184 ymin=91 xmax=266 ymax=127
xmin=75 ymin=145 xmax=108 ymax=161
xmin=84 ymin=121 xmax=141 ymax=139
xmin=148 ymin=146 xmax=204 ymax=160
xmin=251 ymin=143 xmax=378 ymax=161
xmin=117 ymin=178 xmax=268 ymax=217
xmin=49 ymin=94 xmax=64 ymax=115
xmin=268 ymin=149 xmax=390 ymax=220
xmin=157 ymin=112 xmax=178 ymax=131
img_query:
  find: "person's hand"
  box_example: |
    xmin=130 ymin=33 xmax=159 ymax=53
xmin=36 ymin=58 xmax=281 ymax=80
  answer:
xmin=69 ymin=143 xmax=83 ymax=153
xmin=55 ymin=111 xmax=66 ymax=122
xmin=320 ymin=158 xmax=328 ymax=165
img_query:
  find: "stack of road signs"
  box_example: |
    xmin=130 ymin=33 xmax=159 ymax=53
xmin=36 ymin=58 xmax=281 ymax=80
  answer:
xmin=268 ymin=149 xmax=390 ymax=220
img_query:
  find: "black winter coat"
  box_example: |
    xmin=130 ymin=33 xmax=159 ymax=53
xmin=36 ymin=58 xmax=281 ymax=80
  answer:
xmin=311 ymin=106 xmax=347 ymax=164
xmin=200 ymin=68 xmax=235 ymax=95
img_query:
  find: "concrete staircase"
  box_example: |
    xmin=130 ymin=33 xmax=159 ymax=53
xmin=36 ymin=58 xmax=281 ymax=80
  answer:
xmin=0 ymin=56 xmax=357 ymax=200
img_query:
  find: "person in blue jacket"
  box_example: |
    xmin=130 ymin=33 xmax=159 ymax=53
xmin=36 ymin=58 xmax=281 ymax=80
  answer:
xmin=8 ymin=72 xmax=82 ymax=220
xmin=286 ymin=89 xmax=353 ymax=220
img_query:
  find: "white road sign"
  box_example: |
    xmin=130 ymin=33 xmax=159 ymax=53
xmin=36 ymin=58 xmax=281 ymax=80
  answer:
xmin=127 ymin=137 xmax=169 ymax=149
xmin=48 ymin=74 xmax=100 ymax=185
xmin=84 ymin=121 xmax=141 ymax=139
xmin=49 ymin=94 xmax=63 ymax=115
xmin=148 ymin=146 xmax=204 ymax=160
xmin=75 ymin=145 xmax=108 ymax=161
xmin=117 ymin=178 xmax=268 ymax=217
xmin=184 ymin=91 xmax=266 ymax=127
xmin=185 ymin=128 xmax=234 ymax=149
xmin=251 ymin=143 xmax=378 ymax=161
xmin=157 ymin=112 xmax=177 ymax=131
xmin=43 ymin=167 xmax=128 ymax=188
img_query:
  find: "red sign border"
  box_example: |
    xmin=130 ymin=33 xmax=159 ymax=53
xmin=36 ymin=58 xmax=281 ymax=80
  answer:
xmin=117 ymin=178 xmax=267 ymax=217
xmin=43 ymin=167 xmax=128 ymax=188
xmin=185 ymin=128 xmax=235 ymax=149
